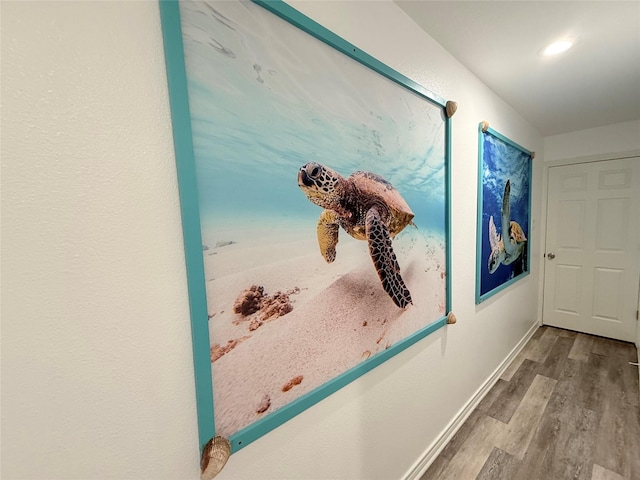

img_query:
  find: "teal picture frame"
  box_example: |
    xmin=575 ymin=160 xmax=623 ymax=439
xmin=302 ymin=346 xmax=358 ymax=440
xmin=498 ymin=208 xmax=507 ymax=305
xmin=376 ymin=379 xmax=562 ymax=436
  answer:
xmin=476 ymin=124 xmax=532 ymax=304
xmin=159 ymin=0 xmax=453 ymax=455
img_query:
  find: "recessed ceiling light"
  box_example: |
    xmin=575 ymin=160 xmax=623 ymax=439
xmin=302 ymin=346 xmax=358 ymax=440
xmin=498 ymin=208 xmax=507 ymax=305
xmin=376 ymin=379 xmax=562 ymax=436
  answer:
xmin=541 ymin=40 xmax=574 ymax=56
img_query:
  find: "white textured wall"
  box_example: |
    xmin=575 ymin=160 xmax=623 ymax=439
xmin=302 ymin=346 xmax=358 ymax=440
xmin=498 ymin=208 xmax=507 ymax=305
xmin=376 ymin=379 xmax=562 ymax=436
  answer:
xmin=1 ymin=2 xmax=200 ymax=478
xmin=544 ymin=119 xmax=640 ymax=162
xmin=1 ymin=1 xmax=543 ymax=479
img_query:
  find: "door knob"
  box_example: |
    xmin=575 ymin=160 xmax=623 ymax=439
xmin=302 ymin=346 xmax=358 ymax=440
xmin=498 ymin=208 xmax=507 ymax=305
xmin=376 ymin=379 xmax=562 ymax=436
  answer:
xmin=547 ymin=253 xmax=556 ymax=260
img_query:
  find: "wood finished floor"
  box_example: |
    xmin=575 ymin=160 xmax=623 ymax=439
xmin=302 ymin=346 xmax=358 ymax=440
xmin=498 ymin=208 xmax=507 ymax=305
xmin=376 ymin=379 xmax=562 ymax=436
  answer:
xmin=421 ymin=326 xmax=640 ymax=480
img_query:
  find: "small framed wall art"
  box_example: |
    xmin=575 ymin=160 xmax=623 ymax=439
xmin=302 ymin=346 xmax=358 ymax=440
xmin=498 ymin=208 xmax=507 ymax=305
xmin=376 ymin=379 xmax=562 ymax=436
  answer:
xmin=476 ymin=122 xmax=533 ymax=304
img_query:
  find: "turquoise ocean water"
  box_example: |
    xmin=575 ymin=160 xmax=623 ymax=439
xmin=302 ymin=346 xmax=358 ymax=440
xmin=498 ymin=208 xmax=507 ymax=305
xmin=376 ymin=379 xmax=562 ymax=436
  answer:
xmin=180 ymin=0 xmax=446 ymax=235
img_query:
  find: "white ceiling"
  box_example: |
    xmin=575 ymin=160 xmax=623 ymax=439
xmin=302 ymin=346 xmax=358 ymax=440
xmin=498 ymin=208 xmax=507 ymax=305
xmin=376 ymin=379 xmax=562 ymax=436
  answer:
xmin=395 ymin=1 xmax=640 ymax=136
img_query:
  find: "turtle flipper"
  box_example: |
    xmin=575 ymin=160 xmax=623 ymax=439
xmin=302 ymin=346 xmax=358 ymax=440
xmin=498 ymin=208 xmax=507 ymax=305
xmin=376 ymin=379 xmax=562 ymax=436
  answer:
xmin=488 ymin=215 xmax=501 ymax=252
xmin=317 ymin=209 xmax=339 ymax=263
xmin=487 ymin=215 xmax=503 ymax=273
xmin=501 ymin=180 xmax=517 ymax=257
xmin=365 ymin=207 xmax=412 ymax=308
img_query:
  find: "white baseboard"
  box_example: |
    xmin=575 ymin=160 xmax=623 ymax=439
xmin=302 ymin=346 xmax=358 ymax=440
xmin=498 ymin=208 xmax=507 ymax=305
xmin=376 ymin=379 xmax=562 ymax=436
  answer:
xmin=402 ymin=320 xmax=541 ymax=480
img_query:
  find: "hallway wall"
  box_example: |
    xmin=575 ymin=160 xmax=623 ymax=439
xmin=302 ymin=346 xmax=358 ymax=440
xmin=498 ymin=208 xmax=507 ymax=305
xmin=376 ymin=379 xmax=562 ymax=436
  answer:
xmin=544 ymin=119 xmax=640 ymax=162
xmin=2 ymin=1 xmax=544 ymax=478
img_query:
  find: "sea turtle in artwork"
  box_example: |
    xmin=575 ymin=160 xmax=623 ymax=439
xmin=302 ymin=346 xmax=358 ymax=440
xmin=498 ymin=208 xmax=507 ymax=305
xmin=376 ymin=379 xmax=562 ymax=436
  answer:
xmin=488 ymin=179 xmax=527 ymax=273
xmin=297 ymin=162 xmax=414 ymax=308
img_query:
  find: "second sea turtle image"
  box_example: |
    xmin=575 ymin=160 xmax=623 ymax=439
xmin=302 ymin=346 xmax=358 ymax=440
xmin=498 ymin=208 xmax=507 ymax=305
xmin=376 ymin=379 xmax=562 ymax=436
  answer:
xmin=488 ymin=179 xmax=527 ymax=273
xmin=298 ymin=162 xmax=415 ymax=308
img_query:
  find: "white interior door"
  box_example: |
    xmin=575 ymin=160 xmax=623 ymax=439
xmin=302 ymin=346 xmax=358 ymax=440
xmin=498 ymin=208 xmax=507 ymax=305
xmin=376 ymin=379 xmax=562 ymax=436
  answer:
xmin=543 ymin=157 xmax=640 ymax=342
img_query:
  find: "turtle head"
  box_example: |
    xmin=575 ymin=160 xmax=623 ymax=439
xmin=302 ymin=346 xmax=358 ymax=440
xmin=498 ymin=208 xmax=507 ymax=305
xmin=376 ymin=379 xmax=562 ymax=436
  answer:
xmin=298 ymin=162 xmax=344 ymax=209
xmin=488 ymin=248 xmax=501 ymax=273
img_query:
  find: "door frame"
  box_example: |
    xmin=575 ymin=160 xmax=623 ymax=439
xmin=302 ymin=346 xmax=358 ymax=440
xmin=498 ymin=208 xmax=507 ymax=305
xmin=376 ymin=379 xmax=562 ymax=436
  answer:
xmin=539 ymin=149 xmax=640 ymax=348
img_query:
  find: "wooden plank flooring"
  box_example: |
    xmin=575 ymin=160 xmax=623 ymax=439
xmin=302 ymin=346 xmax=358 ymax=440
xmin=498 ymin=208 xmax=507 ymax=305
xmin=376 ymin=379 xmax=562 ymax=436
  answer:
xmin=421 ymin=326 xmax=640 ymax=480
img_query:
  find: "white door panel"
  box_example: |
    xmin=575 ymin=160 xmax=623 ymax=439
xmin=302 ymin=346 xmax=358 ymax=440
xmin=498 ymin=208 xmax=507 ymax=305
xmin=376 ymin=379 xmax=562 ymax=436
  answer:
xmin=543 ymin=158 xmax=640 ymax=342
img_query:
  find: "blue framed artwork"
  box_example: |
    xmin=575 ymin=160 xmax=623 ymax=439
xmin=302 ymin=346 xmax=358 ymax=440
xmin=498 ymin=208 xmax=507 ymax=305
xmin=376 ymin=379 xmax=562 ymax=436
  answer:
xmin=476 ymin=123 xmax=532 ymax=304
xmin=159 ymin=0 xmax=454 ymax=457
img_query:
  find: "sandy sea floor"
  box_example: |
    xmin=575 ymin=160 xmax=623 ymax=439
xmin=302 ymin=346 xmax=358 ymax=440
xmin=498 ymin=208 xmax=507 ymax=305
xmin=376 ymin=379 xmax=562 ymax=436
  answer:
xmin=201 ymin=216 xmax=446 ymax=438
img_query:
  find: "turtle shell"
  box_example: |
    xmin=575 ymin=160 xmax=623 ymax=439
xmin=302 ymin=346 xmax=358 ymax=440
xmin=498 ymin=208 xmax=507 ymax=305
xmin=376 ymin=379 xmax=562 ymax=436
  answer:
xmin=349 ymin=171 xmax=414 ymax=236
xmin=509 ymin=221 xmax=527 ymax=243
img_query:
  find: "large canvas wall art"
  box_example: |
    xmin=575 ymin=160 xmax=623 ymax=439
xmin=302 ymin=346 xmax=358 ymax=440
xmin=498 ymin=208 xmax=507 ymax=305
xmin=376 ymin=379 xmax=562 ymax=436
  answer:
xmin=160 ymin=0 xmax=453 ymax=455
xmin=476 ymin=123 xmax=532 ymax=303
